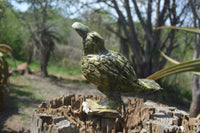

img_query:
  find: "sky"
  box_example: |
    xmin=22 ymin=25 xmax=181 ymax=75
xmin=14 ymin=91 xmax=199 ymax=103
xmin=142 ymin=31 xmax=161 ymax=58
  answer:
xmin=11 ymin=1 xmax=29 ymax=12
xmin=10 ymin=0 xmax=188 ymax=26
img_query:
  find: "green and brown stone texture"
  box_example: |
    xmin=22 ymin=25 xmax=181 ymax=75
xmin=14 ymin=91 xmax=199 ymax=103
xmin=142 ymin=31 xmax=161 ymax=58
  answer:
xmin=72 ymin=22 xmax=162 ymax=110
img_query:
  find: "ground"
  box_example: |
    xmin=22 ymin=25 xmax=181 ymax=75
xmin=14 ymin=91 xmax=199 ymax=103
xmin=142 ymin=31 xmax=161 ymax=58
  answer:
xmin=0 ymin=73 xmax=101 ymax=133
xmin=0 ymin=72 xmax=191 ymax=133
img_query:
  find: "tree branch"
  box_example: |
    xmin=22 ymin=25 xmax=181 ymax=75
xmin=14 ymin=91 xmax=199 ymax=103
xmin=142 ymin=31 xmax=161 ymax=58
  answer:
xmin=105 ymin=24 xmax=125 ymax=39
xmin=132 ymin=0 xmax=154 ymax=43
xmin=156 ymin=0 xmax=170 ymax=27
xmin=189 ymin=0 xmax=200 ymax=21
xmin=11 ymin=9 xmax=43 ymax=48
xmin=147 ymin=0 xmax=152 ymax=33
xmin=155 ymin=0 xmax=161 ymax=27
xmin=123 ymin=0 xmax=143 ymax=65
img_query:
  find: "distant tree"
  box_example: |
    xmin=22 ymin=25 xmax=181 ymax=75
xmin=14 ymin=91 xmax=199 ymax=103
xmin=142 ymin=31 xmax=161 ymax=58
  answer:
xmin=13 ymin=0 xmax=62 ymax=77
xmin=94 ymin=0 xmax=188 ymax=78
xmin=0 ymin=0 xmax=6 ymax=20
xmin=0 ymin=1 xmax=26 ymax=60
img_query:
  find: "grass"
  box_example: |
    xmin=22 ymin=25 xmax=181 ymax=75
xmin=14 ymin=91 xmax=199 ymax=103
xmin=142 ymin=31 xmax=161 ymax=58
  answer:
xmin=20 ymin=114 xmax=30 ymax=121
xmin=6 ymin=57 xmax=23 ymax=68
xmin=8 ymin=81 xmax=43 ymax=109
xmin=47 ymin=62 xmax=81 ymax=76
xmin=6 ymin=57 xmax=82 ymax=76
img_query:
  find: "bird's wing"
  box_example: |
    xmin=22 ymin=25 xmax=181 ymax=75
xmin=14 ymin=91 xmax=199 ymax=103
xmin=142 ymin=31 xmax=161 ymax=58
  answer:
xmin=102 ymin=51 xmax=137 ymax=81
xmin=90 ymin=51 xmax=137 ymax=85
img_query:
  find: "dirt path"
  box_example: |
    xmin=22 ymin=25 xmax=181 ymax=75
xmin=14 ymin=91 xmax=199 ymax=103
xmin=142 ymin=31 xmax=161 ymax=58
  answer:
xmin=0 ymin=74 xmax=100 ymax=133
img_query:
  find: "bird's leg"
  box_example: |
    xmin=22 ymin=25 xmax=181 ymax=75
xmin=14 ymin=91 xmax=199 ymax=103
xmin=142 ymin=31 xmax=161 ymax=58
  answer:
xmin=97 ymin=88 xmax=123 ymax=109
xmin=82 ymin=88 xmax=122 ymax=118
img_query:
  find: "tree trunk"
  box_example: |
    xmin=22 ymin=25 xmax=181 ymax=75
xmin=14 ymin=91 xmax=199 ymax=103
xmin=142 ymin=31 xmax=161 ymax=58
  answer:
xmin=190 ymin=75 xmax=200 ymax=117
xmin=27 ymin=42 xmax=34 ymax=65
xmin=119 ymin=38 xmax=129 ymax=61
xmin=32 ymin=95 xmax=200 ymax=133
xmin=117 ymin=19 xmax=130 ymax=61
xmin=190 ymin=33 xmax=200 ymax=117
xmin=189 ymin=4 xmax=200 ymax=116
xmin=39 ymin=46 xmax=50 ymax=77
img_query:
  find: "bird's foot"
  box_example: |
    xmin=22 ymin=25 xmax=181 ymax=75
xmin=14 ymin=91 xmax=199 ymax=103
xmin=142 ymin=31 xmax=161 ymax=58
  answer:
xmin=82 ymin=98 xmax=122 ymax=118
xmin=97 ymin=97 xmax=123 ymax=110
xmin=96 ymin=89 xmax=123 ymax=109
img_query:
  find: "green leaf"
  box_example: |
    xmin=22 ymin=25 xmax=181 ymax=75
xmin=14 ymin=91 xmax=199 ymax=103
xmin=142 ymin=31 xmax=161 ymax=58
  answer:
xmin=147 ymin=58 xmax=200 ymax=80
xmin=192 ymin=72 xmax=200 ymax=75
xmin=0 ymin=44 xmax=13 ymax=51
xmin=155 ymin=26 xmax=200 ymax=34
xmin=0 ymin=44 xmax=13 ymax=58
xmin=160 ymin=50 xmax=180 ymax=64
xmin=160 ymin=50 xmax=200 ymax=76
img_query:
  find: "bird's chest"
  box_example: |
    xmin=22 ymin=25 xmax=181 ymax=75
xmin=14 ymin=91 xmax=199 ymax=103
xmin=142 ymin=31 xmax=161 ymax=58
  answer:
xmin=81 ymin=54 xmax=100 ymax=75
xmin=81 ymin=54 xmax=107 ymax=86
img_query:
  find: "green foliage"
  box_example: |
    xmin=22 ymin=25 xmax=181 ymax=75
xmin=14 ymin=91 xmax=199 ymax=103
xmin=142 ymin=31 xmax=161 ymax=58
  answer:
xmin=0 ymin=0 xmax=6 ymax=18
xmin=6 ymin=57 xmax=22 ymax=67
xmin=0 ymin=10 xmax=27 ymax=60
xmin=159 ymin=76 xmax=191 ymax=106
xmin=6 ymin=57 xmax=82 ymax=76
xmin=170 ymin=32 xmax=194 ymax=62
xmin=15 ymin=0 xmax=75 ymax=76
xmin=47 ymin=63 xmax=81 ymax=76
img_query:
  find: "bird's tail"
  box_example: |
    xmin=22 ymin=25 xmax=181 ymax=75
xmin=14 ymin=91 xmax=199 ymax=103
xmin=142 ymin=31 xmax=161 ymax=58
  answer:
xmin=137 ymin=79 xmax=163 ymax=92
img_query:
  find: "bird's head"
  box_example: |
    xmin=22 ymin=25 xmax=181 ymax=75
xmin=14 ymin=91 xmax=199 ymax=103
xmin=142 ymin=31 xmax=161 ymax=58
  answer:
xmin=84 ymin=31 xmax=105 ymax=54
xmin=72 ymin=22 xmax=90 ymax=39
xmin=72 ymin=22 xmax=106 ymax=55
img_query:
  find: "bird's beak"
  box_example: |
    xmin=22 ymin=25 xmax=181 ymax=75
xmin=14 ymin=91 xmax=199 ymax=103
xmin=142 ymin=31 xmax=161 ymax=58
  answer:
xmin=72 ymin=22 xmax=90 ymax=40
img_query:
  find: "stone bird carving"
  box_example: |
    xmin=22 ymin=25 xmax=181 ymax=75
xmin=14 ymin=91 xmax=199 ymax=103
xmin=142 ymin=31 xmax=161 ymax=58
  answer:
xmin=72 ymin=22 xmax=162 ymax=109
